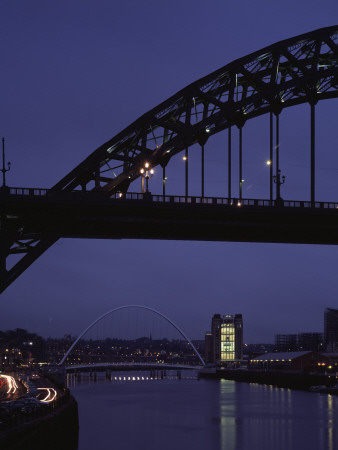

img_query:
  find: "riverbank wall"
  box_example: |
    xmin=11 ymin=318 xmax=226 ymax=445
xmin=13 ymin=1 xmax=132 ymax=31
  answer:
xmin=200 ymin=368 xmax=338 ymax=390
xmin=0 ymin=390 xmax=78 ymax=450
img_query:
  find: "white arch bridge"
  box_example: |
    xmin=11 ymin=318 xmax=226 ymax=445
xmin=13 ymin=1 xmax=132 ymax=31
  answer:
xmin=65 ymin=363 xmax=202 ymax=372
xmin=59 ymin=305 xmax=206 ymax=367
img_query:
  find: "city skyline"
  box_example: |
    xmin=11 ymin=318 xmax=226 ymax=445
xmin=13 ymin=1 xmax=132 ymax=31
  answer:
xmin=1 ymin=1 xmax=338 ymax=342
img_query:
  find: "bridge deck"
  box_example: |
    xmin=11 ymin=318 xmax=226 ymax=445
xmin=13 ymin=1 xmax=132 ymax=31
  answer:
xmin=2 ymin=188 xmax=338 ymax=246
xmin=65 ymin=362 xmax=201 ymax=371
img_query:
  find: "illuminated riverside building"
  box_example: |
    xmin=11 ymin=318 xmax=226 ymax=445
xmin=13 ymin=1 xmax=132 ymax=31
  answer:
xmin=205 ymin=314 xmax=243 ymax=365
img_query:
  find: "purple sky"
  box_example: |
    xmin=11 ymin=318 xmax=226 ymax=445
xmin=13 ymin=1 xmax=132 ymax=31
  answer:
xmin=1 ymin=1 xmax=338 ymax=343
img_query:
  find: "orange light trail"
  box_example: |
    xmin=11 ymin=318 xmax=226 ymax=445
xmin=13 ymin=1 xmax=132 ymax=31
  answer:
xmin=0 ymin=375 xmax=18 ymax=394
xmin=37 ymin=387 xmax=57 ymax=402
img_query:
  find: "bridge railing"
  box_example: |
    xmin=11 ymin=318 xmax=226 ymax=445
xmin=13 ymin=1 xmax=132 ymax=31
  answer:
xmin=6 ymin=187 xmax=338 ymax=210
xmin=9 ymin=187 xmax=49 ymax=196
xmin=122 ymin=193 xmax=338 ymax=210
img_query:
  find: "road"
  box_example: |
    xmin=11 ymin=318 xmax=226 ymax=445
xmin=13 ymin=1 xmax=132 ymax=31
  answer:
xmin=0 ymin=374 xmax=27 ymax=402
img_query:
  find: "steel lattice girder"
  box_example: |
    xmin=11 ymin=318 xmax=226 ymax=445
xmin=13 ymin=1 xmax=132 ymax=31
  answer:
xmin=51 ymin=25 xmax=338 ymax=195
xmin=2 ymin=25 xmax=338 ymax=294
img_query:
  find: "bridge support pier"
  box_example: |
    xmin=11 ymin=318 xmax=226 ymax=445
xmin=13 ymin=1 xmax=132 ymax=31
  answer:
xmin=228 ymin=126 xmax=232 ymax=199
xmin=311 ymin=102 xmax=316 ymax=204
xmin=162 ymin=166 xmax=166 ymax=196
xmin=239 ymin=127 xmax=243 ymax=200
xmin=235 ymin=113 xmax=246 ymax=201
xmin=185 ymin=147 xmax=188 ymax=197
xmin=201 ymin=144 xmax=205 ymax=198
xmin=269 ymin=112 xmax=274 ymax=203
xmin=275 ymin=113 xmax=280 ymax=200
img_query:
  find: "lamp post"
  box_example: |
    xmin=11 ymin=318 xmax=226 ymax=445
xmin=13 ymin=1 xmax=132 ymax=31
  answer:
xmin=272 ymin=111 xmax=286 ymax=204
xmin=273 ymin=169 xmax=285 ymax=203
xmin=1 ymin=138 xmax=11 ymax=188
xmin=140 ymin=162 xmax=154 ymax=194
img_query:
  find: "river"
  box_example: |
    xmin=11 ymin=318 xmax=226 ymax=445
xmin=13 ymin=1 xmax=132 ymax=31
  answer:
xmin=68 ymin=370 xmax=338 ymax=450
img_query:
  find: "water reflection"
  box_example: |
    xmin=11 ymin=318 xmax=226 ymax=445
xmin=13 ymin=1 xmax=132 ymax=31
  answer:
xmin=69 ymin=371 xmax=338 ymax=450
xmin=217 ymin=380 xmax=338 ymax=450
xmin=318 ymin=393 xmax=337 ymax=450
xmin=328 ymin=395 xmax=333 ymax=450
xmin=219 ymin=380 xmax=236 ymax=449
xmin=66 ymin=369 xmax=195 ymax=388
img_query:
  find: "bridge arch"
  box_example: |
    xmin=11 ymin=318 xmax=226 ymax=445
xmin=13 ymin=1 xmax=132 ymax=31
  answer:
xmin=59 ymin=305 xmax=205 ymax=366
xmin=4 ymin=26 xmax=338 ymax=295
xmin=52 ymin=25 xmax=338 ymax=196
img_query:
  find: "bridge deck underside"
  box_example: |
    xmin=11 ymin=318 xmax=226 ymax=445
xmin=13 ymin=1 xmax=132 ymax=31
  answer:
xmin=66 ymin=363 xmax=200 ymax=372
xmin=3 ymin=194 xmax=338 ymax=246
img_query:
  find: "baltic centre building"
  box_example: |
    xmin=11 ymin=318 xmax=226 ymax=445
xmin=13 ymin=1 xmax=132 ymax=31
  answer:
xmin=205 ymin=313 xmax=243 ymax=365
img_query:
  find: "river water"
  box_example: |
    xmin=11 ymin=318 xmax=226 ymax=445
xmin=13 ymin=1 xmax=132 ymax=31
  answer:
xmin=68 ymin=370 xmax=338 ymax=450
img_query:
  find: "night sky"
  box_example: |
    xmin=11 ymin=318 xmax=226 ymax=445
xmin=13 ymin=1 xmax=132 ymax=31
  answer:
xmin=1 ymin=1 xmax=338 ymax=343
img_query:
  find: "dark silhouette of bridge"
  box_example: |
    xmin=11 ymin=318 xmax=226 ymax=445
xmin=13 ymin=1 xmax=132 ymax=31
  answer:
xmin=1 ymin=25 xmax=338 ymax=293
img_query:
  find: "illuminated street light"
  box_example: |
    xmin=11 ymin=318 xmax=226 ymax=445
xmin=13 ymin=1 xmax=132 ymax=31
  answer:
xmin=239 ymin=179 xmax=245 ymax=199
xmin=140 ymin=162 xmax=154 ymax=193
xmin=266 ymin=160 xmax=271 ymax=166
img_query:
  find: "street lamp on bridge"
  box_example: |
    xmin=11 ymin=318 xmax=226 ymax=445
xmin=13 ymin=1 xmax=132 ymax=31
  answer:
xmin=140 ymin=162 xmax=154 ymax=194
xmin=1 ymin=138 xmax=11 ymax=188
xmin=273 ymin=169 xmax=285 ymax=204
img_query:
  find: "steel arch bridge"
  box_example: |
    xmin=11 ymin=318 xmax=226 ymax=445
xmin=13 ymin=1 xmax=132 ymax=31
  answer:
xmin=52 ymin=24 xmax=338 ymax=197
xmin=59 ymin=304 xmax=205 ymax=366
xmin=2 ymin=25 xmax=338 ymax=292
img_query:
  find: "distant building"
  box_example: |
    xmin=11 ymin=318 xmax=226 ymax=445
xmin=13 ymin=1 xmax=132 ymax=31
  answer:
xmin=275 ymin=332 xmax=324 ymax=352
xmin=250 ymin=351 xmax=329 ymax=372
xmin=298 ymin=332 xmax=324 ymax=352
xmin=205 ymin=314 xmax=243 ymax=365
xmin=244 ymin=343 xmax=275 ymax=360
xmin=204 ymin=333 xmax=213 ymax=363
xmin=275 ymin=334 xmax=298 ymax=352
xmin=324 ymin=308 xmax=338 ymax=352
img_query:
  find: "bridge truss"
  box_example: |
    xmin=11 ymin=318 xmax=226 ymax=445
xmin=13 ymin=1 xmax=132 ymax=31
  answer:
xmin=1 ymin=25 xmax=338 ymax=292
